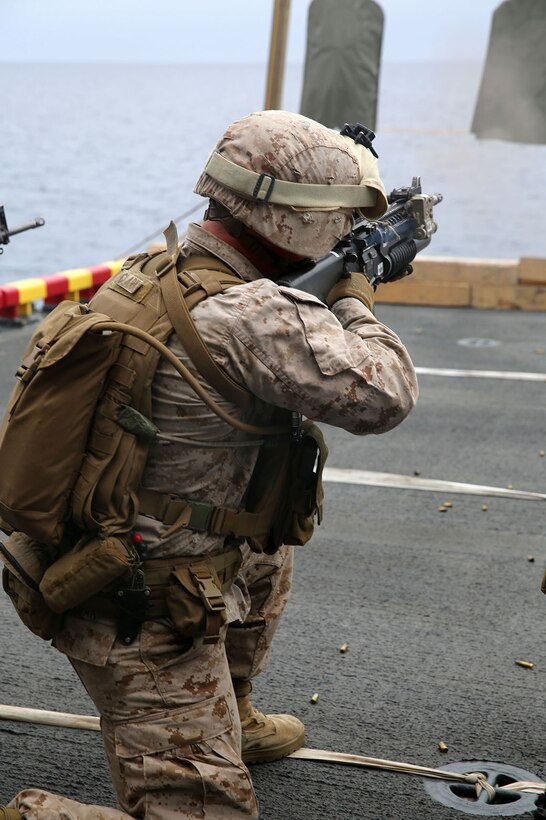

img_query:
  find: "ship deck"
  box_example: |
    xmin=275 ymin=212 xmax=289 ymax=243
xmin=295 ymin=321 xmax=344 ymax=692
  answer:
xmin=1 ymin=303 xmax=545 ymax=819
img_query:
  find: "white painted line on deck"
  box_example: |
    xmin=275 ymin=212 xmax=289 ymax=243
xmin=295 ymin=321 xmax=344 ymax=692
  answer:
xmin=415 ymin=366 xmax=546 ymax=382
xmin=323 ymin=468 xmax=546 ymax=501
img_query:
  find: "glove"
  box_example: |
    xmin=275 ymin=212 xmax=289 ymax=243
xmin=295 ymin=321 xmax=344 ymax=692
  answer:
xmin=326 ymin=273 xmax=375 ymax=312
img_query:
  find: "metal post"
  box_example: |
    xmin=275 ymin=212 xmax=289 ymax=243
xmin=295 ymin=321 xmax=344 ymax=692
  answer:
xmin=264 ymin=0 xmax=291 ymax=110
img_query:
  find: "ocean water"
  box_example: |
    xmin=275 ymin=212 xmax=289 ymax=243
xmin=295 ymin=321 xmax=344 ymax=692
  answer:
xmin=2 ymin=61 xmax=546 ymax=285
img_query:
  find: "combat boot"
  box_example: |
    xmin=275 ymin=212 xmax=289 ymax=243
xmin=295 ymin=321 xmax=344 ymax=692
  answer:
xmin=233 ymin=679 xmax=305 ymax=764
xmin=0 ymin=809 xmax=23 ymax=820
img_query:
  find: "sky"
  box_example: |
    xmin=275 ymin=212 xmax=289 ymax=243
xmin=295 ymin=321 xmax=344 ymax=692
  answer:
xmin=2 ymin=0 xmax=503 ymax=64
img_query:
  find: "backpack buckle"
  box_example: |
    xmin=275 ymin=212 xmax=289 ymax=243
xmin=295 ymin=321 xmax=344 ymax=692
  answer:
xmin=15 ymin=342 xmax=47 ymax=383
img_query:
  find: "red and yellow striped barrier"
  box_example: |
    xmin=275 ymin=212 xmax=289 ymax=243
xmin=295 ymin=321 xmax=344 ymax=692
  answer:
xmin=1 ymin=255 xmax=546 ymax=319
xmin=0 ymin=260 xmax=124 ymax=320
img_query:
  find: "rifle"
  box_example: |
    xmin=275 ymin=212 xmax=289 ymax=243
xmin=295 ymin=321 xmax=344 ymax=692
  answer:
xmin=0 ymin=206 xmax=45 ymax=255
xmin=278 ymin=177 xmax=442 ymax=302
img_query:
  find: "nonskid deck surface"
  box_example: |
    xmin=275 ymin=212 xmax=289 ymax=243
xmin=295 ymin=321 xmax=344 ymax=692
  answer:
xmin=1 ymin=304 xmax=545 ymax=819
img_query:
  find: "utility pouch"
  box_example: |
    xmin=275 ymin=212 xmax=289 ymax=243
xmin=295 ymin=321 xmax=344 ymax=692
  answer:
xmin=285 ymin=420 xmax=328 ymax=545
xmin=246 ymin=419 xmax=328 ymax=554
xmin=0 ymin=534 xmax=61 ymax=640
xmin=165 ymin=561 xmax=227 ymax=645
xmin=145 ymin=548 xmax=241 ymax=645
xmin=40 ymin=534 xmax=139 ymax=614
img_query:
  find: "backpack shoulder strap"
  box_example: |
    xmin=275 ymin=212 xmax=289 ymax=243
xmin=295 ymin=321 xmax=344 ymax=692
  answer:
xmin=178 ymin=254 xmax=246 ymax=311
xmin=155 ymin=229 xmax=254 ymax=411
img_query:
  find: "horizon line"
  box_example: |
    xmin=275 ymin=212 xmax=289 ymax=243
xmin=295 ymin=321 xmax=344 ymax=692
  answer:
xmin=0 ymin=58 xmax=484 ymax=67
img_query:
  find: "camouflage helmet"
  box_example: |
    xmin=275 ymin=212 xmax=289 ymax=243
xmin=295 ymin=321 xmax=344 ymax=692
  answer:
xmin=194 ymin=110 xmax=388 ymax=260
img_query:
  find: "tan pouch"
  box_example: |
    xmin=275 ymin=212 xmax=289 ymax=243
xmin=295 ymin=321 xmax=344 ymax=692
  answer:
xmin=0 ymin=302 xmax=122 ymax=547
xmin=165 ymin=560 xmax=227 ymax=645
xmin=40 ymin=534 xmax=139 ymax=614
xmin=0 ymin=533 xmax=61 ymax=640
xmin=141 ymin=550 xmax=241 ymax=644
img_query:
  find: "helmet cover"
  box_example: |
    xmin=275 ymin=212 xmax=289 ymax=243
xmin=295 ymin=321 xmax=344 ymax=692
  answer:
xmin=194 ymin=110 xmax=387 ymax=259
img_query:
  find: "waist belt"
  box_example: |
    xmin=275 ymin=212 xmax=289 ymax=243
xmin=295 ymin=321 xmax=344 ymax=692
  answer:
xmin=142 ymin=547 xmax=240 ymax=584
xmin=138 ymin=487 xmax=268 ymax=539
xmin=72 ymin=546 xmax=241 ymax=630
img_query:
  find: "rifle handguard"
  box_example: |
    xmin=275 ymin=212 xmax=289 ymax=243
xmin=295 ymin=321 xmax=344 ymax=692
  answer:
xmin=326 ymin=273 xmax=375 ymax=312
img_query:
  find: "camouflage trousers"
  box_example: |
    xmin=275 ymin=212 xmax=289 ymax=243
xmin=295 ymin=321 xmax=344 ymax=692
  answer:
xmin=8 ymin=544 xmax=293 ymax=819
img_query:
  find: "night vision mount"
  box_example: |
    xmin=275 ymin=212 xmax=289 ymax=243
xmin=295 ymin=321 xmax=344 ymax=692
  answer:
xmin=340 ymin=123 xmax=379 ymax=158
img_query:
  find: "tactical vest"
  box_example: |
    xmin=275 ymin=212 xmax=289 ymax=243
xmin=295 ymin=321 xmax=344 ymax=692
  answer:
xmin=0 ymin=228 xmax=327 ymax=617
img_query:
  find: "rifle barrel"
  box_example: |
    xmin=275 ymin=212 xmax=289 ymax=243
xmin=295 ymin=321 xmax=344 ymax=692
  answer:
xmin=7 ymin=218 xmax=46 ymax=237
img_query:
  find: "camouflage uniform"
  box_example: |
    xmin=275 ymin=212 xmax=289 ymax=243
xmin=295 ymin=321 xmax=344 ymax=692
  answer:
xmin=8 ymin=221 xmax=417 ymax=818
xmin=8 ymin=109 xmax=418 ymax=817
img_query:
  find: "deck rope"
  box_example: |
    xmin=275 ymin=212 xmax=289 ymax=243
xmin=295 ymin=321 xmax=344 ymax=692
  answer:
xmin=1 ymin=705 xmax=544 ymax=800
xmin=289 ymin=749 xmax=545 ymax=800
